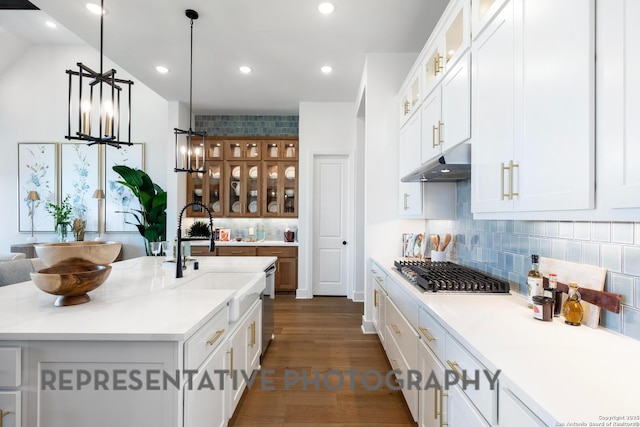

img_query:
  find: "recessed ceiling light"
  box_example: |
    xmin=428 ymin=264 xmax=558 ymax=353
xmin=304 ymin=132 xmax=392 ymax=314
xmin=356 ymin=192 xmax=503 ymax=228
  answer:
xmin=86 ymin=3 xmax=104 ymax=15
xmin=155 ymin=65 xmax=170 ymax=74
xmin=318 ymin=2 xmax=335 ymax=14
xmin=321 ymin=65 xmax=333 ymax=74
xmin=239 ymin=66 xmax=252 ymax=74
xmin=45 ymin=21 xmax=57 ymax=29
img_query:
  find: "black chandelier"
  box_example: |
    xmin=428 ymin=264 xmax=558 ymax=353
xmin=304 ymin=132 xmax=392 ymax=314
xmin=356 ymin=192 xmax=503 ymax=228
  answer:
xmin=65 ymin=0 xmax=133 ymax=148
xmin=174 ymin=9 xmax=207 ymax=173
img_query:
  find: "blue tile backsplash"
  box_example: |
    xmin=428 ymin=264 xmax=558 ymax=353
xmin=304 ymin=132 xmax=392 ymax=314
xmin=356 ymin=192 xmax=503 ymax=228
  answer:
xmin=426 ymin=179 xmax=640 ymax=341
xmin=195 ymin=115 xmax=299 ymax=136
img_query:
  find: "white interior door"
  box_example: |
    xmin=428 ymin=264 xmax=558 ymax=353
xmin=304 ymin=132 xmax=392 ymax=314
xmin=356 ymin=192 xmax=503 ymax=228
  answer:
xmin=313 ymin=155 xmax=349 ymax=296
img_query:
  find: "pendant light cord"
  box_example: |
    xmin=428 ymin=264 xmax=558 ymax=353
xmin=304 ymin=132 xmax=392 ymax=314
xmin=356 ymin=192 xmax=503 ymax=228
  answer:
xmin=189 ymin=15 xmax=194 ymax=132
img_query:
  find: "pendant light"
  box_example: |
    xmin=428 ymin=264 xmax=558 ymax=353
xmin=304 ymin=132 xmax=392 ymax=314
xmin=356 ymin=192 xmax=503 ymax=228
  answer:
xmin=174 ymin=9 xmax=207 ymax=173
xmin=65 ymin=0 xmax=134 ymax=149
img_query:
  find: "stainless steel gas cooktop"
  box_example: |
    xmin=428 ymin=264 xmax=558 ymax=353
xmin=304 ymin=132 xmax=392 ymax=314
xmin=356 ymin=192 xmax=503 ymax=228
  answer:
xmin=394 ymin=260 xmax=511 ymax=294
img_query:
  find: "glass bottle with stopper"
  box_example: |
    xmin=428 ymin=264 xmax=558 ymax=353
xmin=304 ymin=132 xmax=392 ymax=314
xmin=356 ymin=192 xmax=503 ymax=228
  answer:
xmin=562 ymin=281 xmax=584 ymax=326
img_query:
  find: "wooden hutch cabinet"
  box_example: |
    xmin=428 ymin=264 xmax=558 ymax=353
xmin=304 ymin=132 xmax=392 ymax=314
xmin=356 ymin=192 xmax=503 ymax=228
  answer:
xmin=186 ymin=137 xmax=298 ymax=219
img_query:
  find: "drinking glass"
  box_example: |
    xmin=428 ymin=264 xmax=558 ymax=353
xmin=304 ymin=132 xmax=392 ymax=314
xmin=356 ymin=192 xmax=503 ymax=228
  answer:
xmin=161 ymin=241 xmax=171 ymax=259
xmin=150 ymin=241 xmax=161 ymax=257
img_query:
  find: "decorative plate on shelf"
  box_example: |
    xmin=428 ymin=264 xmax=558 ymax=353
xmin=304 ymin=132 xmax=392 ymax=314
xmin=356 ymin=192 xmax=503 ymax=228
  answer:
xmin=249 ymin=166 xmax=258 ymax=179
xmin=232 ymin=201 xmax=241 ymax=213
xmin=232 ymin=167 xmax=241 ymax=179
xmin=249 ymin=201 xmax=258 ymax=213
xmin=285 ymin=166 xmax=295 ymax=180
xmin=268 ymin=202 xmax=278 ymax=213
xmin=211 ymin=201 xmax=220 ymax=213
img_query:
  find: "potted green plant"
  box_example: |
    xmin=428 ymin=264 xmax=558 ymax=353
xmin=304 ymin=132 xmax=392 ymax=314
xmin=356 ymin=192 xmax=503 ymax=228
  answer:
xmin=112 ymin=165 xmax=167 ymax=255
xmin=45 ymin=195 xmax=73 ymax=242
xmin=188 ymin=221 xmax=211 ymax=239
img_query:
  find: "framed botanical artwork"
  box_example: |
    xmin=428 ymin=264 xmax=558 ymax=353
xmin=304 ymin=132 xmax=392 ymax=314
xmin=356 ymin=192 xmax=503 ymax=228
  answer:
xmin=104 ymin=143 xmax=145 ymax=232
xmin=18 ymin=143 xmax=57 ymax=232
xmin=60 ymin=143 xmax=100 ymax=232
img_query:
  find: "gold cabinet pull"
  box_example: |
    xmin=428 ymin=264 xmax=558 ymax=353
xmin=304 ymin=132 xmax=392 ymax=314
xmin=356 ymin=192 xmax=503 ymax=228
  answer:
xmin=434 ymin=387 xmax=439 ymax=420
xmin=439 ymin=387 xmax=449 ymax=427
xmin=253 ymin=321 xmax=257 ymax=348
xmin=403 ymin=100 xmax=411 ymax=115
xmin=227 ymin=347 xmax=234 ymax=379
xmin=374 ymin=289 xmax=378 ymax=308
xmin=391 ymin=324 xmax=401 ymax=335
xmin=206 ymin=329 xmax=225 ymax=346
xmin=0 ymin=410 xmax=11 ymax=427
xmin=500 ymin=162 xmax=511 ymax=200
xmin=510 ymin=161 xmax=519 ymax=198
xmin=418 ymin=326 xmax=436 ymax=342
xmin=446 ymin=360 xmax=464 ymax=381
xmin=438 ymin=121 xmax=444 ymax=145
xmin=403 ymin=193 xmax=410 ymax=210
xmin=390 ymin=359 xmax=399 ymax=370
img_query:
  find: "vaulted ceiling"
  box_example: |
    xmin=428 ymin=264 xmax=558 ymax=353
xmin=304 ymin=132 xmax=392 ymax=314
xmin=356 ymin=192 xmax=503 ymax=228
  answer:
xmin=0 ymin=0 xmax=448 ymax=114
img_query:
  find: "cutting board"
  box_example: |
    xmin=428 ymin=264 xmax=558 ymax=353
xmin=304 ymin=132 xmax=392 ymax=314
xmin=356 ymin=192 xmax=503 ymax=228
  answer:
xmin=540 ymin=257 xmax=607 ymax=328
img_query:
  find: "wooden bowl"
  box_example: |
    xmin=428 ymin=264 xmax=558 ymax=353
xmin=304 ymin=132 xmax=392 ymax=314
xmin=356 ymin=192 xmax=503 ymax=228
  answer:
xmin=30 ymin=264 xmax=112 ymax=306
xmin=34 ymin=241 xmax=121 ymax=267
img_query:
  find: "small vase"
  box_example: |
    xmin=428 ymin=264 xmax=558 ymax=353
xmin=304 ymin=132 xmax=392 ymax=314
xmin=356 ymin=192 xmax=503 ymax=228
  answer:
xmin=57 ymin=224 xmax=69 ymax=243
xmin=72 ymin=219 xmax=86 ymax=242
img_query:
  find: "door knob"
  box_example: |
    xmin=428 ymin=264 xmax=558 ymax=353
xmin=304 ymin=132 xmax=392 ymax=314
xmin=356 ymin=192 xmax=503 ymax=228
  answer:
xmin=343 ymin=241 xmax=347 ymax=245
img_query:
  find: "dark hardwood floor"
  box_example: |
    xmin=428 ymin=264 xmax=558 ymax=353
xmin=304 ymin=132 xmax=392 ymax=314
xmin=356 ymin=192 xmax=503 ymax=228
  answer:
xmin=228 ymin=295 xmax=417 ymax=426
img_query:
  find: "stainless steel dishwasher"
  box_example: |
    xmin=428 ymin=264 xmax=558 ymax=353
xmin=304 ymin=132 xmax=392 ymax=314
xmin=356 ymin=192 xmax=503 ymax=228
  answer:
xmin=261 ymin=262 xmax=276 ymax=356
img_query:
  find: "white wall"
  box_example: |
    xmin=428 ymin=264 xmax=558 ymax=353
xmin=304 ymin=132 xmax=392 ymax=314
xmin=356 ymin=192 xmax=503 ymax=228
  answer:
xmin=298 ymin=101 xmax=356 ymax=298
xmin=0 ymin=44 xmax=170 ymax=258
xmin=359 ymin=53 xmax=427 ymax=329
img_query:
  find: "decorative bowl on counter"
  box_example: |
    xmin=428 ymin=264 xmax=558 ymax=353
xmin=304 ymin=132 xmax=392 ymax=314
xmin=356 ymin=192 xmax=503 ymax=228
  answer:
xmin=30 ymin=264 xmax=112 ymax=306
xmin=35 ymin=241 xmax=122 ymax=267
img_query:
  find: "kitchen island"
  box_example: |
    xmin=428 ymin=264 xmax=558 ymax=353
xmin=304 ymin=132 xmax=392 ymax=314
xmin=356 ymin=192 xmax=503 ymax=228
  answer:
xmin=0 ymin=256 xmax=275 ymax=427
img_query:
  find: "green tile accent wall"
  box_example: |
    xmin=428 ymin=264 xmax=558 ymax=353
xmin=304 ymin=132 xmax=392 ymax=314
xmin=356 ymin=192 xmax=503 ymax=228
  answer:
xmin=195 ymin=115 xmax=299 ymax=136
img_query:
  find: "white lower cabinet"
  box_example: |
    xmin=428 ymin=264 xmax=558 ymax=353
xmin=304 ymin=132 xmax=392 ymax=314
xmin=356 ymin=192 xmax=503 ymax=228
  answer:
xmin=448 ymin=385 xmax=490 ymax=427
xmin=418 ymin=340 xmax=446 ymax=427
xmin=184 ymin=342 xmax=229 ymax=427
xmin=498 ymin=387 xmax=545 ymax=427
xmin=372 ymin=271 xmax=387 ymax=347
xmin=384 ymin=298 xmax=419 ymax=421
xmin=0 ymin=391 xmax=20 ymax=427
xmin=227 ymin=299 xmax=262 ymax=416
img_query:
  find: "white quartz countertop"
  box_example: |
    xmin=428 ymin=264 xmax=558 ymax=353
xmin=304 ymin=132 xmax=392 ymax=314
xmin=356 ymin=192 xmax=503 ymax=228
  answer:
xmin=374 ymin=256 xmax=640 ymax=425
xmin=0 ymin=256 xmax=276 ymax=341
xmin=190 ymin=240 xmax=298 ymax=247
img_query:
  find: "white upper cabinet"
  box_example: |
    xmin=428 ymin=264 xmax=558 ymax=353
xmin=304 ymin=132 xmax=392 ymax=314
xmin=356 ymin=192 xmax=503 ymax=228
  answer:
xmin=598 ymin=0 xmax=640 ymax=208
xmin=471 ymin=0 xmax=511 ymax=40
xmin=471 ymin=0 xmax=595 ymax=215
xmin=400 ymin=72 xmax=421 ymax=127
xmin=399 ymin=113 xmax=423 ymax=217
xmin=422 ymin=0 xmax=471 ymax=98
xmin=421 ymin=52 xmax=471 ymax=165
xmin=471 ymin=0 xmax=516 ymax=213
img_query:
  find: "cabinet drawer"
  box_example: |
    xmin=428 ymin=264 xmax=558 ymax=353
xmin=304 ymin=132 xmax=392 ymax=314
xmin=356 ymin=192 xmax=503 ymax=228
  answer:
xmin=445 ymin=334 xmax=497 ymax=425
xmin=387 ymin=276 xmax=418 ymax=329
xmin=385 ymin=299 xmax=418 ymax=369
xmin=184 ymin=306 xmax=230 ymax=371
xmin=217 ymin=246 xmax=257 ymax=256
xmin=418 ymin=307 xmax=446 ymax=362
xmin=385 ymin=332 xmax=418 ymax=421
xmin=371 ymin=262 xmax=387 ymax=291
xmin=0 ymin=391 xmax=20 ymax=427
xmin=256 ymin=246 xmax=297 ymax=258
xmin=191 ymin=245 xmax=215 ymax=256
xmin=0 ymin=347 xmax=21 ymax=387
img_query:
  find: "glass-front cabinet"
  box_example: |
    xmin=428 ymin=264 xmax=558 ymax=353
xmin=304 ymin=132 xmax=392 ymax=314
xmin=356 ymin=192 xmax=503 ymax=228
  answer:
xmin=185 ymin=137 xmax=298 ymax=218
xmin=225 ymin=160 xmax=261 ymax=217
xmin=262 ymin=161 xmax=297 ymax=217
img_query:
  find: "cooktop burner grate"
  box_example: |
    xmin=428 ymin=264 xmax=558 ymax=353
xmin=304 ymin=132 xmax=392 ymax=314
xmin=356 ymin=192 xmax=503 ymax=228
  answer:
xmin=394 ymin=260 xmax=510 ymax=293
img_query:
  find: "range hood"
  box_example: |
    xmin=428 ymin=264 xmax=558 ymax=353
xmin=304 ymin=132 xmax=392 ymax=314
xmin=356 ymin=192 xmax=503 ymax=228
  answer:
xmin=401 ymin=143 xmax=471 ymax=182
